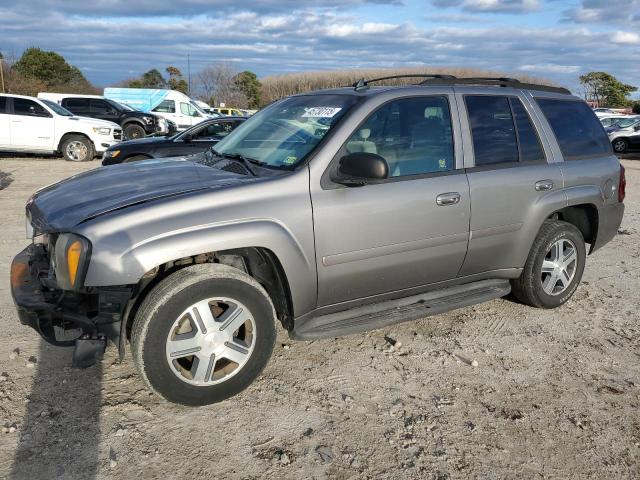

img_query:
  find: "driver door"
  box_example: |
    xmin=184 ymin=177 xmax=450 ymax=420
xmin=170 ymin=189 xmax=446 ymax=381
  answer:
xmin=310 ymin=93 xmax=470 ymax=307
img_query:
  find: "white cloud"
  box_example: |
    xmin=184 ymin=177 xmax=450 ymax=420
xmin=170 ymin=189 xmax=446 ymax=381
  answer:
xmin=611 ymin=31 xmax=640 ymax=44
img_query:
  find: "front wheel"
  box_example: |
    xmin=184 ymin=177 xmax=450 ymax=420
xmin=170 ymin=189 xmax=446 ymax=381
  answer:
xmin=511 ymin=219 xmax=586 ymax=309
xmin=124 ymin=123 xmax=146 ymax=140
xmin=131 ymin=264 xmax=276 ymax=406
xmin=61 ymin=135 xmax=94 ymax=162
xmin=612 ymin=138 xmax=629 ymax=154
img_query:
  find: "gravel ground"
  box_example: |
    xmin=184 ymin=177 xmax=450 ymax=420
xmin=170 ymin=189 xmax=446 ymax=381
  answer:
xmin=0 ymin=156 xmax=639 ymax=480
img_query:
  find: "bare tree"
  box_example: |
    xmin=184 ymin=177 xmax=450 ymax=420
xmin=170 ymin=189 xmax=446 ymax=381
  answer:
xmin=194 ymin=62 xmax=248 ymax=108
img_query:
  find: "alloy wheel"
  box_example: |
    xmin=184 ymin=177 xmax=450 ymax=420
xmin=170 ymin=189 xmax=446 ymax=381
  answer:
xmin=540 ymin=238 xmax=577 ymax=296
xmin=165 ymin=297 xmax=256 ymax=386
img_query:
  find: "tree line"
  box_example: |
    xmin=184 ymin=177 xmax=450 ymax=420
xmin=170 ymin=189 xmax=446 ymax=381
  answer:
xmin=1 ymin=47 xmax=638 ymax=112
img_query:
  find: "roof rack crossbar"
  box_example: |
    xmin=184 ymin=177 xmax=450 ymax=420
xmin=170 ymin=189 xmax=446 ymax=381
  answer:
xmin=352 ymin=74 xmax=458 ymax=90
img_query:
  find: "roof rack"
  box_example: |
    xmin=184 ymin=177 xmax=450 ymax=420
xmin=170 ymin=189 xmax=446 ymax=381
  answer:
xmin=350 ymin=74 xmax=570 ymax=95
xmin=352 ymin=74 xmax=457 ymax=91
xmin=419 ymin=76 xmax=571 ymax=94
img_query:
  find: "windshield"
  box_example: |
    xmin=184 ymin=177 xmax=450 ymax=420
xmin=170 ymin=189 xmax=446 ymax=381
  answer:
xmin=105 ymin=98 xmax=132 ymax=111
xmin=616 ymin=117 xmax=640 ymax=128
xmin=213 ymin=94 xmax=358 ymax=168
xmin=41 ymin=99 xmax=73 ymax=116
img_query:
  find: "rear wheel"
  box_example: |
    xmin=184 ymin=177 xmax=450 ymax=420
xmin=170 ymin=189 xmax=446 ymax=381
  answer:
xmin=124 ymin=123 xmax=146 ymax=140
xmin=511 ymin=219 xmax=586 ymax=309
xmin=131 ymin=264 xmax=277 ymax=406
xmin=612 ymin=138 xmax=629 ymax=154
xmin=61 ymin=135 xmax=94 ymax=162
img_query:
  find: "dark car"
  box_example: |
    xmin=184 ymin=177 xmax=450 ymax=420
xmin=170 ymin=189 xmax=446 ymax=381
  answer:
xmin=55 ymin=95 xmax=172 ymax=139
xmin=102 ymin=116 xmax=246 ymax=165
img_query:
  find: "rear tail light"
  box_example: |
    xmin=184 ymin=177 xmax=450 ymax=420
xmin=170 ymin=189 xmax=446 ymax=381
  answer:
xmin=618 ymin=164 xmax=626 ymax=203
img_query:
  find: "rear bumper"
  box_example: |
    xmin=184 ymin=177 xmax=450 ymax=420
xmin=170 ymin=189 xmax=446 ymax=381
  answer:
xmin=592 ymin=202 xmax=625 ymax=253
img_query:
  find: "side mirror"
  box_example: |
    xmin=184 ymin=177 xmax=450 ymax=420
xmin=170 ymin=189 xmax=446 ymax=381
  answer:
xmin=332 ymin=152 xmax=388 ymax=186
xmin=634 ymin=125 xmax=640 ymax=131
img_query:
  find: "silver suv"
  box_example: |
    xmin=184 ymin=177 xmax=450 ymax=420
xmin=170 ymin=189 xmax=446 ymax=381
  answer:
xmin=11 ymin=76 xmax=625 ymax=406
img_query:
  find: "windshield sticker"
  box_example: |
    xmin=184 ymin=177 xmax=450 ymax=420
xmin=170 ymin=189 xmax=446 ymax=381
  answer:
xmin=284 ymin=156 xmax=297 ymax=165
xmin=302 ymin=107 xmax=342 ymax=118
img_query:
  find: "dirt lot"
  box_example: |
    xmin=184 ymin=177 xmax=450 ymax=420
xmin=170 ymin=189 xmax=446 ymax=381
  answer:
xmin=0 ymin=156 xmax=639 ymax=479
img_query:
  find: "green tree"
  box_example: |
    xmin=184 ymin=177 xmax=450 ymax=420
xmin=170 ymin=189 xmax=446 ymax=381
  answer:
xmin=166 ymin=66 xmax=188 ymax=94
xmin=233 ymin=71 xmax=261 ymax=108
xmin=12 ymin=47 xmax=91 ymax=89
xmin=579 ymin=72 xmax=637 ymax=108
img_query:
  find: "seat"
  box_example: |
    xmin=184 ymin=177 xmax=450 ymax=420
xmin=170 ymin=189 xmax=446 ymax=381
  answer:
xmin=346 ymin=129 xmax=377 ymax=154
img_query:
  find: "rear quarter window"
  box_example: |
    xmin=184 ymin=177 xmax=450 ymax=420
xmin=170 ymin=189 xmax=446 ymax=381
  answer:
xmin=536 ymin=99 xmax=611 ymax=160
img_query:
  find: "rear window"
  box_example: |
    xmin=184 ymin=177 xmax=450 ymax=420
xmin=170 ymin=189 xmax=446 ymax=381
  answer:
xmin=536 ymin=99 xmax=611 ymax=159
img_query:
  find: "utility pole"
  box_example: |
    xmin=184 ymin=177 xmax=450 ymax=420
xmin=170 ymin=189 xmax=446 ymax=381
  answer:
xmin=0 ymin=52 xmax=5 ymax=93
xmin=187 ymin=54 xmax=191 ymax=97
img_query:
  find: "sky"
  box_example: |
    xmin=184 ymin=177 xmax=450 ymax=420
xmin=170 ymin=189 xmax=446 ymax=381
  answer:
xmin=0 ymin=0 xmax=638 ymax=95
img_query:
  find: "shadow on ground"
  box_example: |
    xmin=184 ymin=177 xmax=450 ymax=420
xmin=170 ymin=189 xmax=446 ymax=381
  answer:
xmin=10 ymin=341 xmax=102 ymax=480
xmin=0 ymin=171 xmax=13 ymax=190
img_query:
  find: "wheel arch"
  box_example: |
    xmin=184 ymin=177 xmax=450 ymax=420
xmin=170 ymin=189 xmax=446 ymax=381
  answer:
xmin=57 ymin=132 xmax=94 ymax=152
xmin=123 ymin=246 xmax=295 ymax=342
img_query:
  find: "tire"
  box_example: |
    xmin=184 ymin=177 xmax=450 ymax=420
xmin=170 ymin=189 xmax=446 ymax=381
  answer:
xmin=61 ymin=135 xmax=94 ymax=162
xmin=131 ymin=264 xmax=277 ymax=406
xmin=124 ymin=123 xmax=146 ymax=140
xmin=123 ymin=154 xmax=152 ymax=163
xmin=612 ymin=138 xmax=629 ymax=154
xmin=511 ymin=219 xmax=586 ymax=309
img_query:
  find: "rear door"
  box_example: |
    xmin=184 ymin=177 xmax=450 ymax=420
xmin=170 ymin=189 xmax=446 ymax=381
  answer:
xmin=457 ymin=91 xmax=563 ymax=275
xmin=0 ymin=97 xmax=9 ymax=147
xmin=9 ymin=97 xmax=55 ymax=150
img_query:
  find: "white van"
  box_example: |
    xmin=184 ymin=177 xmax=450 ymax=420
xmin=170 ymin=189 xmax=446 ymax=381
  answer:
xmin=0 ymin=93 xmax=122 ymax=161
xmin=104 ymin=88 xmax=212 ymax=131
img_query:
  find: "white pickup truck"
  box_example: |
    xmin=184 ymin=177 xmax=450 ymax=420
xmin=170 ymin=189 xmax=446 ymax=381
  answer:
xmin=0 ymin=93 xmax=122 ymax=161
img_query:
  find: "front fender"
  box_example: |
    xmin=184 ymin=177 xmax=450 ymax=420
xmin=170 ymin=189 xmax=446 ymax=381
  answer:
xmin=84 ymin=218 xmax=317 ymax=316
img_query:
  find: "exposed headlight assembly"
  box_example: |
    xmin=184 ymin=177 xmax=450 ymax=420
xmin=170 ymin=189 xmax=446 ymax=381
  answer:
xmin=54 ymin=233 xmax=91 ymax=290
xmin=142 ymin=116 xmax=154 ymax=125
xmin=93 ymin=127 xmax=111 ymax=135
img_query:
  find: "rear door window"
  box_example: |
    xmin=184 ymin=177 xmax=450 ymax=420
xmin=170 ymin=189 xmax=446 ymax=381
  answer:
xmin=465 ymin=95 xmax=519 ymax=166
xmin=510 ymin=98 xmax=545 ymax=162
xmin=0 ymin=97 xmax=6 ymax=114
xmin=536 ymin=99 xmax=611 ymax=159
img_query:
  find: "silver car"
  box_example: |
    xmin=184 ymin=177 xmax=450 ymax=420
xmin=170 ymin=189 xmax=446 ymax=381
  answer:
xmin=11 ymin=76 xmax=625 ymax=405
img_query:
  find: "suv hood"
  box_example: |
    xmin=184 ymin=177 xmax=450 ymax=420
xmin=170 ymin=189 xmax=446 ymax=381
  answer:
xmin=62 ymin=115 xmax=121 ymax=129
xmin=27 ymin=158 xmax=253 ymax=233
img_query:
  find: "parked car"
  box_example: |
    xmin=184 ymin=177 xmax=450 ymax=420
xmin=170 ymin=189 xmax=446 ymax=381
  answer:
xmin=0 ymin=93 xmax=121 ymax=161
xmin=599 ymin=115 xmax=629 ymax=128
xmin=212 ymin=107 xmax=244 ymax=117
xmin=193 ymin=100 xmax=219 ymax=116
xmin=104 ymin=88 xmax=213 ymax=131
xmin=12 ymin=77 xmax=625 ymax=405
xmin=37 ymin=93 xmax=171 ymax=140
xmin=608 ymin=116 xmax=640 ymax=153
xmin=593 ymin=107 xmax=617 ymax=117
xmin=102 ymin=116 xmax=246 ymax=165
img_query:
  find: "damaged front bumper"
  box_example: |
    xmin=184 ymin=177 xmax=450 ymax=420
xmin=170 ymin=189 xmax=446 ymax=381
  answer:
xmin=10 ymin=244 xmax=132 ymax=364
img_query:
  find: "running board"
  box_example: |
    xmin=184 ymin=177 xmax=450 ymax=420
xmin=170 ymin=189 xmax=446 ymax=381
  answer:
xmin=290 ymin=279 xmax=511 ymax=341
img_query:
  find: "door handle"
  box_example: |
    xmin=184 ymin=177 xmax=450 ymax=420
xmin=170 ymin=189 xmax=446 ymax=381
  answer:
xmin=436 ymin=192 xmax=461 ymax=206
xmin=535 ymin=180 xmax=554 ymax=191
